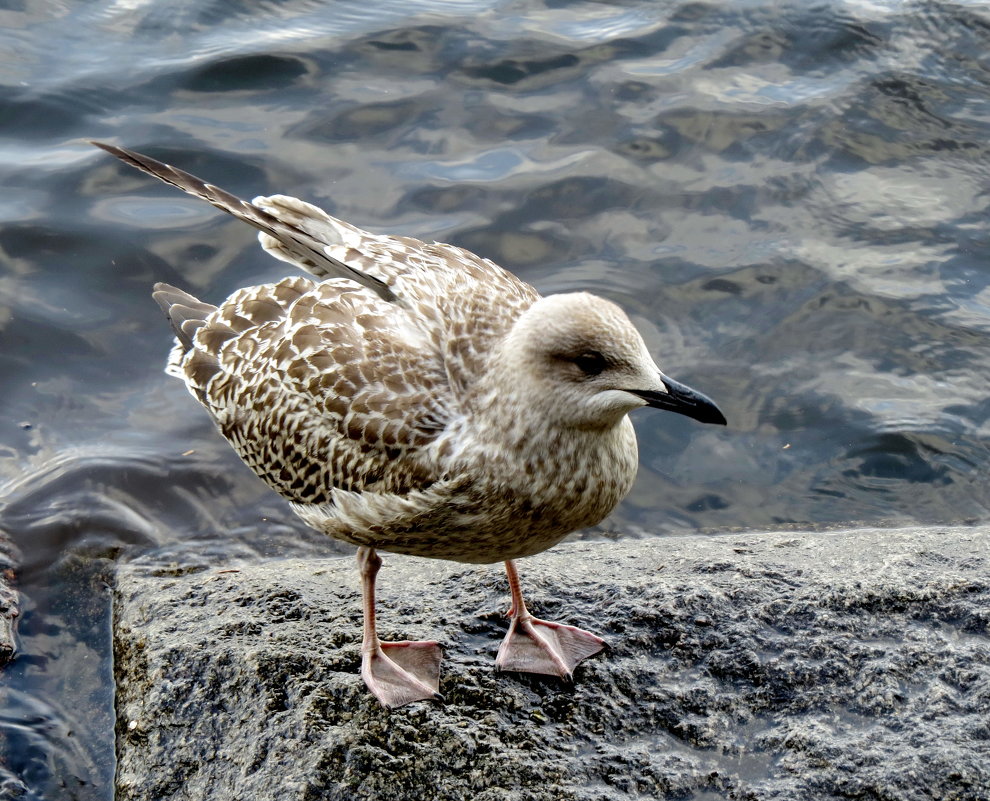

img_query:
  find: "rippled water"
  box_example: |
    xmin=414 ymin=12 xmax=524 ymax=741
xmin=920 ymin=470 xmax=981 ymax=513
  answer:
xmin=3 ymin=0 xmax=990 ymax=797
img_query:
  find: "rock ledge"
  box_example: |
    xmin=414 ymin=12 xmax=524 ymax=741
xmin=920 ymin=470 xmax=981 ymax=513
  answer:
xmin=114 ymin=527 xmax=990 ymax=800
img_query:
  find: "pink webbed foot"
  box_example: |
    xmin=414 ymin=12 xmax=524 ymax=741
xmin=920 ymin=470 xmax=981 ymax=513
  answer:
xmin=495 ymin=615 xmax=605 ymax=678
xmin=356 ymin=546 xmax=443 ymax=709
xmin=495 ymin=560 xmax=606 ymax=679
xmin=361 ymin=639 xmax=443 ymax=709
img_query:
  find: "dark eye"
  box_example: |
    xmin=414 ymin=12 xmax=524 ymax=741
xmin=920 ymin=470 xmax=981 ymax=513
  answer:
xmin=572 ymin=351 xmax=608 ymax=377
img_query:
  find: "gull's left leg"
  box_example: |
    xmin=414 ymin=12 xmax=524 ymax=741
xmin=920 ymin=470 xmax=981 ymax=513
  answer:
xmin=494 ymin=559 xmax=606 ymax=678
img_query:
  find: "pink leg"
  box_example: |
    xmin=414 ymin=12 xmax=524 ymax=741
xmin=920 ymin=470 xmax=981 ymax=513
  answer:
xmin=494 ymin=559 xmax=606 ymax=679
xmin=357 ymin=546 xmax=443 ymax=708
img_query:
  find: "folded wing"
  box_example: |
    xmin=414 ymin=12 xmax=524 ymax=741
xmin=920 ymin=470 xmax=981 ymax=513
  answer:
xmin=155 ymin=277 xmax=451 ymax=503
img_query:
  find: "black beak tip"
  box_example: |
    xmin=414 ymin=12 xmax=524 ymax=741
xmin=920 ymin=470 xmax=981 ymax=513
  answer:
xmin=702 ymin=406 xmax=728 ymax=427
xmin=629 ymin=380 xmax=727 ymax=427
xmin=679 ymin=397 xmax=727 ymax=426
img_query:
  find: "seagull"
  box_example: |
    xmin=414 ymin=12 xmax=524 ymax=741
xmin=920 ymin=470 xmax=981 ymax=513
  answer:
xmin=92 ymin=141 xmax=727 ymax=708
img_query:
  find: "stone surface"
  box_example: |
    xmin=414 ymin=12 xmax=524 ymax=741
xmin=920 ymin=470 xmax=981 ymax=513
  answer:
xmin=114 ymin=527 xmax=990 ymax=800
xmin=0 ymin=530 xmax=18 ymax=666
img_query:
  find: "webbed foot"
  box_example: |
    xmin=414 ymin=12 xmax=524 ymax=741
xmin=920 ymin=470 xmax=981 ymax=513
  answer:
xmin=361 ymin=640 xmax=443 ymax=708
xmin=495 ymin=615 xmax=605 ymax=678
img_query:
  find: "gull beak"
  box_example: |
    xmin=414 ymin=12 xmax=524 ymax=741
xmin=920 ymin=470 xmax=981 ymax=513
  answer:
xmin=628 ymin=376 xmax=727 ymax=426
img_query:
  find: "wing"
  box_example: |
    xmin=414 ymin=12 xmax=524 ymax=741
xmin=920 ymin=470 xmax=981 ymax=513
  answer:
xmin=251 ymin=194 xmax=541 ymax=398
xmin=158 ymin=277 xmax=450 ymax=504
xmin=96 ymin=141 xmax=542 ymax=402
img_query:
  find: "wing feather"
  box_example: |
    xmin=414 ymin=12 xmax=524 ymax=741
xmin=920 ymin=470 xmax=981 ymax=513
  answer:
xmin=171 ymin=277 xmax=449 ymax=503
xmin=91 ymin=141 xmax=398 ymax=303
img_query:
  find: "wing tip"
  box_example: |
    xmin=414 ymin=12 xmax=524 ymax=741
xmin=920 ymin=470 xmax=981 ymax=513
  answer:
xmin=96 ymin=142 xmax=404 ymax=306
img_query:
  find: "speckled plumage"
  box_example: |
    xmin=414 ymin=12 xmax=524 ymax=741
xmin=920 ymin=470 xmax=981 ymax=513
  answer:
xmin=92 ymin=140 xmax=719 ymax=562
xmin=154 ymin=198 xmax=642 ymax=564
xmin=95 ymin=141 xmax=726 ymax=706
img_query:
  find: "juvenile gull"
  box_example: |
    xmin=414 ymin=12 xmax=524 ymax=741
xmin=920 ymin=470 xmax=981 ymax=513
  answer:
xmin=93 ymin=141 xmax=727 ymax=708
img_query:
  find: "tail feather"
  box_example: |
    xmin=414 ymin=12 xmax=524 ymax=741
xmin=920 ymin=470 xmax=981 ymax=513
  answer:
xmin=92 ymin=141 xmax=399 ymax=304
xmin=152 ymin=282 xmax=222 ymax=402
xmin=152 ymin=282 xmax=216 ymax=351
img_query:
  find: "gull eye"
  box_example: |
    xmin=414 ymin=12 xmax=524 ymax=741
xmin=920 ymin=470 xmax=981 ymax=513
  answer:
xmin=572 ymin=351 xmax=608 ymax=377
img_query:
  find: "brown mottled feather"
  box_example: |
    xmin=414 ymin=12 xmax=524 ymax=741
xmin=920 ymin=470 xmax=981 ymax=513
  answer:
xmin=98 ymin=143 xmax=667 ymax=565
xmin=160 ymin=276 xmax=451 ymax=504
xmin=251 ymin=194 xmax=539 ymax=397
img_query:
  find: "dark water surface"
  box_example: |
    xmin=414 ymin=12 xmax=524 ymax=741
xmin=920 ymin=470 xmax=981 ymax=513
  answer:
xmin=2 ymin=0 xmax=990 ymax=797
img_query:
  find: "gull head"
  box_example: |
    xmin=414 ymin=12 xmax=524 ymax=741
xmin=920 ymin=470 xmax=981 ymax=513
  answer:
xmin=496 ymin=292 xmax=726 ymax=431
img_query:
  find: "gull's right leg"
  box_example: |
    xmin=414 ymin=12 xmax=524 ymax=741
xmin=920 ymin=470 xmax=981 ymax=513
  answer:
xmin=357 ymin=546 xmax=443 ymax=708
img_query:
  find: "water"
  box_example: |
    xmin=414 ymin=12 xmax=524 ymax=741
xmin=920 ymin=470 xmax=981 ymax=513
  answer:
xmin=2 ymin=0 xmax=990 ymax=797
